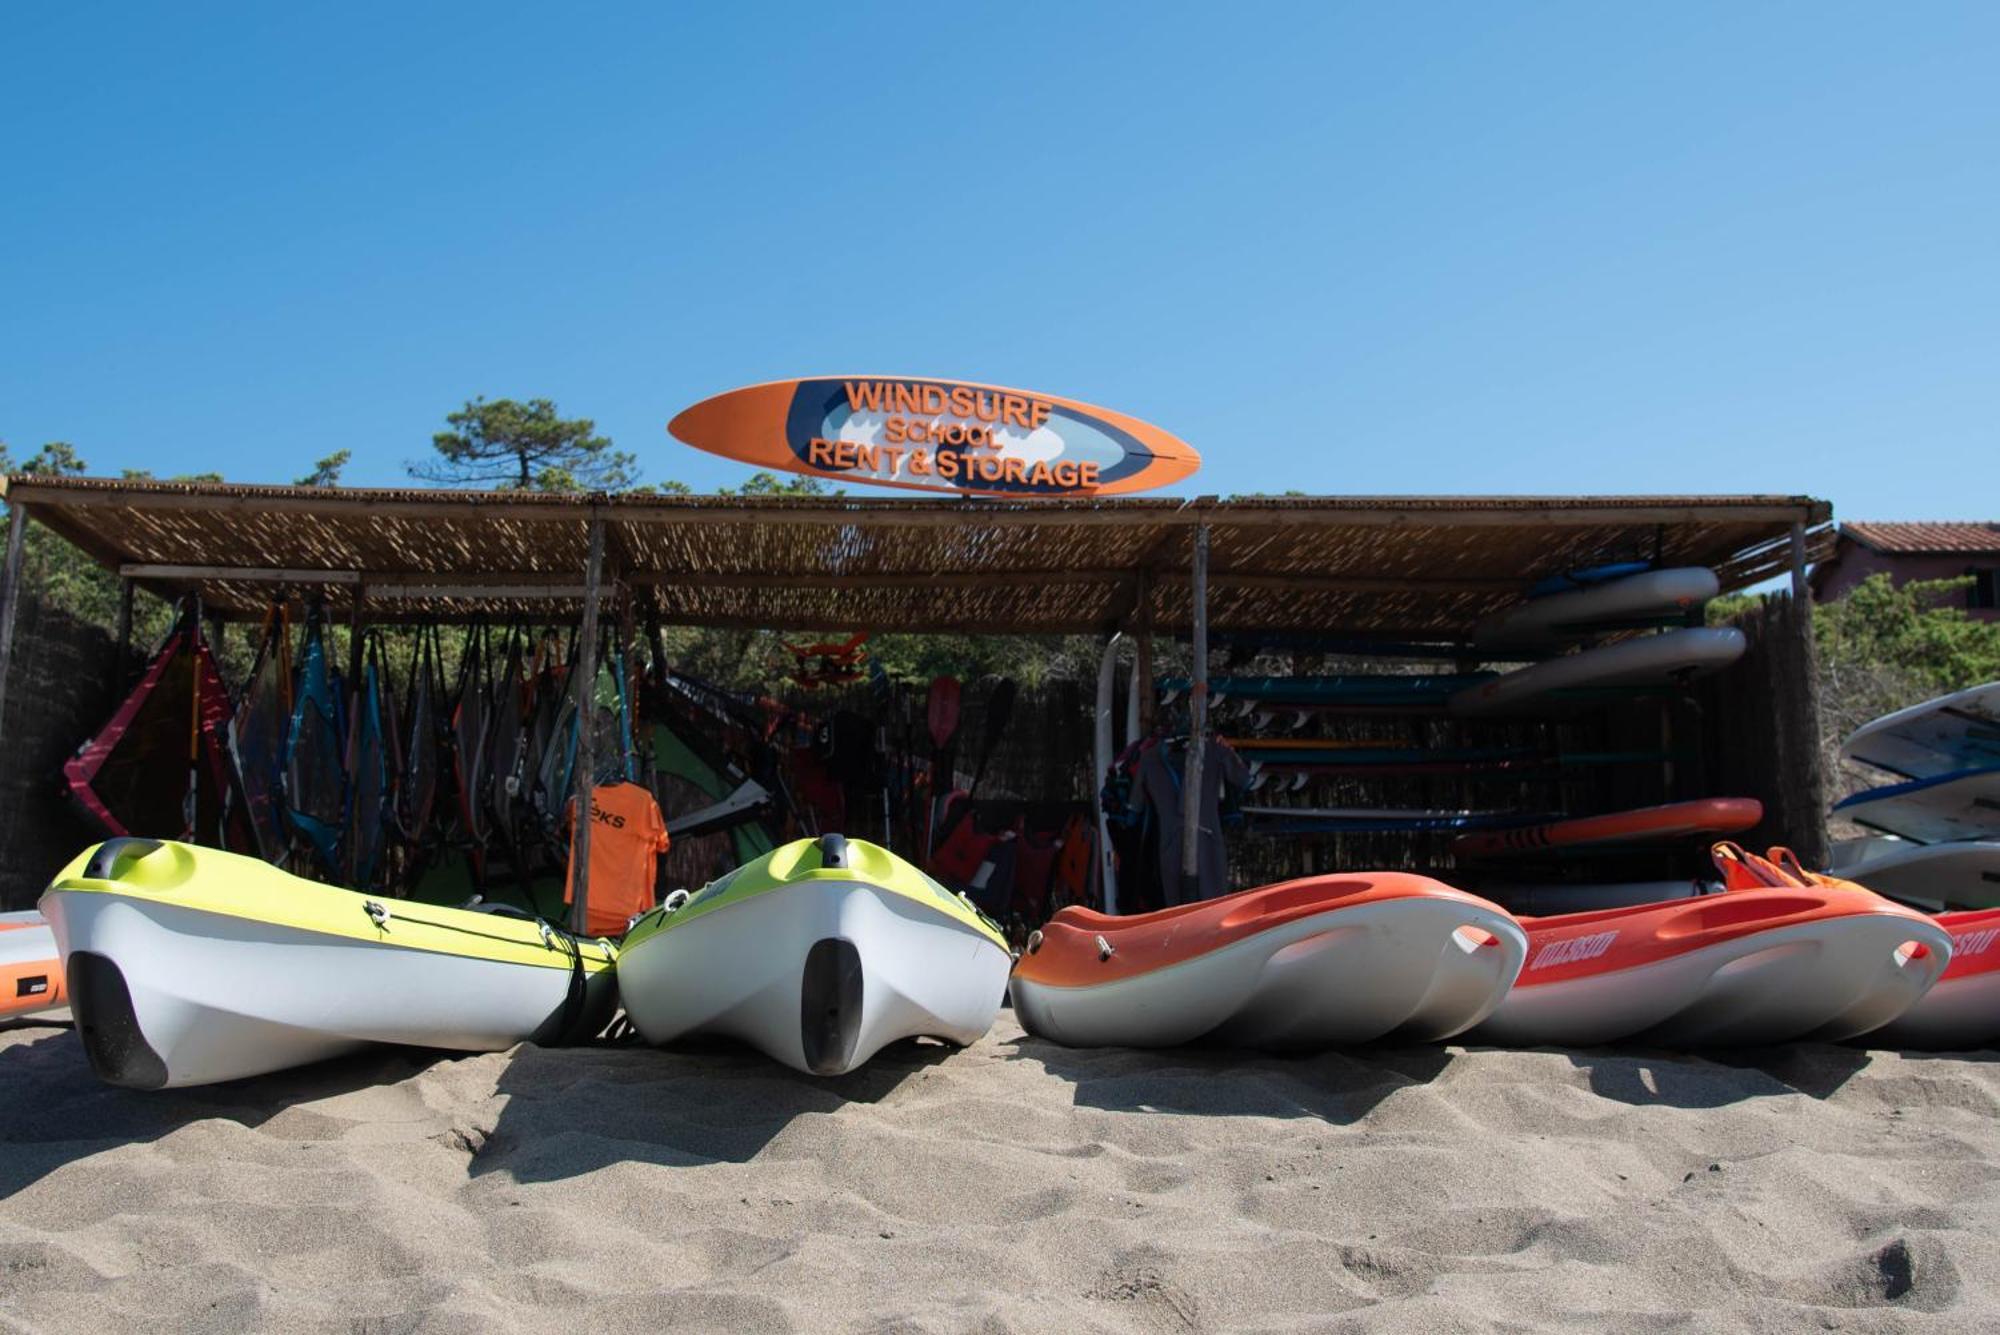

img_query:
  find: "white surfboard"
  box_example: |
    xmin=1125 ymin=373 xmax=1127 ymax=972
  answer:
xmin=1840 ymin=681 xmax=2000 ymax=780
xmin=1475 ymin=567 xmax=1719 ymax=650
xmin=1448 ymin=627 xmax=1747 ymax=717
xmin=1835 ymin=839 xmax=2000 ymax=910
xmin=1833 ymin=766 xmax=2000 ymax=845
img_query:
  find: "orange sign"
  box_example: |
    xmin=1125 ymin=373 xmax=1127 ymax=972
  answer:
xmin=669 ymin=376 xmax=1200 ymax=497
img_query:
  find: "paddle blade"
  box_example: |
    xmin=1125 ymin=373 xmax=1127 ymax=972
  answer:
xmin=927 ymin=676 xmax=962 ymax=749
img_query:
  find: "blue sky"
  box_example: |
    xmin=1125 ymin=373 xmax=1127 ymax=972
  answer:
xmin=2 ymin=4 xmax=1994 ymax=517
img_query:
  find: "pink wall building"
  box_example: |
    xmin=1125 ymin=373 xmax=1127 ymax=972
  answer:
xmin=1810 ymin=522 xmax=2000 ymax=621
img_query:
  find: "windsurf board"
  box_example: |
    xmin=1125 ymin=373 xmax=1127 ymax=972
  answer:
xmin=1448 ymin=627 xmax=1746 ymax=717
xmin=1833 ymin=766 xmax=2000 ymax=844
xmin=1840 ymin=682 xmax=2000 ymax=780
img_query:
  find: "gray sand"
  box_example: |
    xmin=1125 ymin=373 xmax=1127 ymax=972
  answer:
xmin=2 ymin=1015 xmax=1995 ymax=1332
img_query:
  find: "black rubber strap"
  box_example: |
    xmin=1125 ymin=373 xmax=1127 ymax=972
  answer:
xmin=818 ymin=832 xmax=848 ymax=869
xmin=85 ymin=838 xmax=163 ymax=881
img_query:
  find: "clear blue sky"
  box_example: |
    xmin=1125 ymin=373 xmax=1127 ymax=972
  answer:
xmin=3 ymin=4 xmax=1995 ymax=518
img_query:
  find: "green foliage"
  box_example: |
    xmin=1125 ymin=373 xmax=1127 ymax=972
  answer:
xmin=294 ymin=450 xmax=351 ymax=488
xmin=0 ymin=440 xmax=160 ymax=635
xmin=713 ymin=470 xmax=840 ymax=498
xmin=1816 ymin=573 xmax=2000 ymax=694
xmin=411 ymin=397 xmax=638 ymax=492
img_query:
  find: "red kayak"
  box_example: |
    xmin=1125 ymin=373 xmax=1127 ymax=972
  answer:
xmin=1470 ymin=843 xmax=1950 ymax=1047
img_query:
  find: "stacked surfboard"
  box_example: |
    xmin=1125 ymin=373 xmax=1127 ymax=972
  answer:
xmin=1832 ymin=683 xmax=2000 ymax=910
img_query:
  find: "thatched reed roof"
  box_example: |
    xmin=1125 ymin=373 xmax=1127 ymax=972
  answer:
xmin=0 ymin=476 xmax=1832 ymax=638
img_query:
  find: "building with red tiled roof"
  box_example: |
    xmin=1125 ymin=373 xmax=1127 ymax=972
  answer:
xmin=1810 ymin=521 xmax=2000 ymax=620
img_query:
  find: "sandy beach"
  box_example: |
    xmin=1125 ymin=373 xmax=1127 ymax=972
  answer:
xmin=2 ymin=1014 xmax=1995 ymax=1332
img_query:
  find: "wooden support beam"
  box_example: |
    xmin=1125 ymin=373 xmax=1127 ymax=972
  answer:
xmin=568 ymin=516 xmax=607 ymax=936
xmin=1789 ymin=522 xmax=1809 ymax=600
xmin=120 ymin=563 xmax=363 ymax=585
xmin=1179 ymin=524 xmax=1210 ymax=907
xmin=0 ymin=499 xmax=30 ymax=728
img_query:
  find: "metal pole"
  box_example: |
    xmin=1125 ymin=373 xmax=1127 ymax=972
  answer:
xmin=1179 ymin=524 xmax=1209 ymax=905
xmin=0 ymin=500 xmax=30 ymax=729
xmin=568 ymin=516 xmax=607 ymax=934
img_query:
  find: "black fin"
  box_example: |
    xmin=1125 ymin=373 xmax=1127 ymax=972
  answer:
xmin=799 ymin=937 xmax=863 ymax=1075
xmin=67 ymin=951 xmax=169 ymax=1090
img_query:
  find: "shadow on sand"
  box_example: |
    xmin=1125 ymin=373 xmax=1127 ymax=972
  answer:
xmin=1007 ymin=1028 xmax=1455 ymax=1123
xmin=470 ymin=1033 xmax=959 ymax=1184
xmin=0 ymin=1020 xmax=453 ymax=1200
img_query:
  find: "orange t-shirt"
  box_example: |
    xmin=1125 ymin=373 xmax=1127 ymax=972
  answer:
xmin=564 ymin=781 xmax=671 ymax=937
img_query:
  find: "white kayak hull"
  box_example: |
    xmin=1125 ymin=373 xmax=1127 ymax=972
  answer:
xmin=618 ymin=878 xmax=1010 ymax=1075
xmin=1012 ymin=897 xmax=1527 ymax=1050
xmin=1472 ymin=917 xmax=1952 ymax=1048
xmin=42 ymin=890 xmax=615 ymax=1088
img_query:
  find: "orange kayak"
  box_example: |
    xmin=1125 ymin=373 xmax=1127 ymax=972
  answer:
xmin=1741 ymin=846 xmax=1994 ymax=1051
xmin=1472 ymin=844 xmax=1951 ymax=1046
xmin=1012 ymin=873 xmax=1525 ymax=1049
xmin=2 ymin=911 xmax=64 ymax=1020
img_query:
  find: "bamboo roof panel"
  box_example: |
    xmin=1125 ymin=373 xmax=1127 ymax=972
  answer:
xmin=0 ymin=476 xmax=1833 ymax=636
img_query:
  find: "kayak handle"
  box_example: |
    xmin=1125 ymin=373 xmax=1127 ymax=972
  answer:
xmin=818 ymin=833 xmax=849 ymax=869
xmin=84 ymin=837 xmax=163 ymax=881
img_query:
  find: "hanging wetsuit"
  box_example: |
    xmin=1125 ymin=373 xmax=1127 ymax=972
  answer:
xmin=1137 ymin=737 xmax=1249 ymax=906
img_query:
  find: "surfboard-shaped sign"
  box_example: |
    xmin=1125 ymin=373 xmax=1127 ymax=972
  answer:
xmin=668 ymin=376 xmax=1200 ymax=497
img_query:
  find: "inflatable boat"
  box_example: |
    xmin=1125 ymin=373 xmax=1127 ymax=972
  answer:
xmin=1470 ymin=845 xmax=1951 ymax=1047
xmin=1869 ymin=908 xmax=2000 ymax=1050
xmin=1 ymin=911 xmax=63 ymax=1021
xmin=41 ymin=839 xmax=618 ymax=1088
xmin=617 ymin=834 xmax=1011 ymax=1075
xmin=1011 ymin=873 xmax=1526 ymax=1049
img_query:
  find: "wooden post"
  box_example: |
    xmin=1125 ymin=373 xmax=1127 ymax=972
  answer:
xmin=115 ymin=577 xmax=135 ymax=680
xmin=1179 ymin=525 xmax=1210 ymax=905
xmin=1788 ymin=521 xmax=1831 ymax=867
xmin=0 ymin=500 xmax=28 ymax=729
xmin=619 ymin=578 xmax=637 ymax=781
xmin=568 ymin=516 xmax=607 ymax=934
xmin=1135 ymin=567 xmax=1155 ymax=734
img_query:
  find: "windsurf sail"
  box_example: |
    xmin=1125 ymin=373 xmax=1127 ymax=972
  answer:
xmin=451 ymin=622 xmax=494 ymax=878
xmin=396 ymin=624 xmax=443 ymax=844
xmin=284 ymin=603 xmax=348 ymax=875
xmin=343 ymin=633 xmax=390 ymax=887
xmin=230 ymin=601 xmax=292 ymax=860
xmin=65 ymin=600 xmax=250 ymax=849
